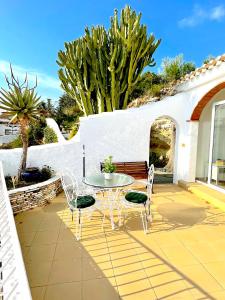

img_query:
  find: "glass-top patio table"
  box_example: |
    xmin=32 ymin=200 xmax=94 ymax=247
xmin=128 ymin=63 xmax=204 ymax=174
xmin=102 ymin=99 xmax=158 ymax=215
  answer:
xmin=83 ymin=173 xmax=134 ymax=229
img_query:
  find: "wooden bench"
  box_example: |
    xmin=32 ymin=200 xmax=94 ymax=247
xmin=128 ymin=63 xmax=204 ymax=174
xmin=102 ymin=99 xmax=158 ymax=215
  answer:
xmin=100 ymin=161 xmax=148 ymax=180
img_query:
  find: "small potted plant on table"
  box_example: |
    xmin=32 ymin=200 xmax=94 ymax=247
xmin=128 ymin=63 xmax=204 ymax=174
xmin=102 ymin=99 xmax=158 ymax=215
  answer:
xmin=102 ymin=156 xmax=116 ymax=180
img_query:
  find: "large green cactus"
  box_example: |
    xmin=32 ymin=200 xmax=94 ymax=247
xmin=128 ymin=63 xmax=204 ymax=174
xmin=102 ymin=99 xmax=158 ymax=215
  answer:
xmin=57 ymin=6 xmax=160 ymax=116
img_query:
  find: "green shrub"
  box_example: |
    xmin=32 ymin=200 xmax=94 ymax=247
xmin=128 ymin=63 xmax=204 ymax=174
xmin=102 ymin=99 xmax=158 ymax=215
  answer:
xmin=43 ymin=126 xmax=58 ymax=144
xmin=5 ymin=176 xmax=14 ymax=189
xmin=0 ymin=136 xmax=23 ymax=149
xmin=68 ymin=123 xmax=79 ymax=139
xmin=148 ymin=84 xmax=164 ymax=98
xmin=161 ymin=54 xmax=196 ymax=82
xmin=41 ymin=165 xmax=54 ymax=180
xmin=28 ymin=118 xmax=46 ymax=145
xmin=149 ymin=152 xmax=168 ymax=168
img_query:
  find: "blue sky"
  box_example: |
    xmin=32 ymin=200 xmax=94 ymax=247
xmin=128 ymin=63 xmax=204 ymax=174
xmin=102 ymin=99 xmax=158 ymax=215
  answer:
xmin=0 ymin=0 xmax=225 ymax=102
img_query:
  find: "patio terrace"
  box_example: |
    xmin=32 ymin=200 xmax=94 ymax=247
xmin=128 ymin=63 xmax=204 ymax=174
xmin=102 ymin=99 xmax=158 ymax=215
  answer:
xmin=15 ymin=184 xmax=225 ymax=300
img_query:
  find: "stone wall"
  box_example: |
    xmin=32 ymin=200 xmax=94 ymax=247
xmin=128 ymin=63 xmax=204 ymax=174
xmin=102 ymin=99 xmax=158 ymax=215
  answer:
xmin=8 ymin=176 xmax=63 ymax=214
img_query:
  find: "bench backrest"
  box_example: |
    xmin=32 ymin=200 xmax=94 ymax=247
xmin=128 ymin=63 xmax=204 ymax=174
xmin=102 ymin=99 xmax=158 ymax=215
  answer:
xmin=100 ymin=161 xmax=148 ymax=179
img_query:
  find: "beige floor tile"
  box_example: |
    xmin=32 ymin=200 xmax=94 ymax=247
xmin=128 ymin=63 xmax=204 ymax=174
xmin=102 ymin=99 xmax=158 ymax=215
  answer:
xmin=17 ymin=221 xmax=41 ymax=233
xmin=58 ymin=228 xmax=77 ymax=242
xmin=97 ymin=261 xmax=115 ymax=278
xmin=145 ymin=263 xmax=178 ymax=279
xmin=161 ymin=244 xmax=200 ymax=266
xmin=116 ymin=269 xmax=147 ymax=286
xmin=111 ymin=253 xmax=141 ymax=268
xmin=27 ymin=244 xmax=56 ymax=263
xmin=110 ymin=248 xmax=138 ymax=261
xmin=190 ymin=288 xmax=221 ymax=300
xmin=26 ymin=261 xmax=52 ymax=287
xmin=32 ymin=230 xmax=59 ymax=245
xmin=204 ymin=261 xmax=225 ymax=289
xmin=181 ymin=264 xmax=223 ymax=293
xmin=186 ymin=241 xmax=225 ymax=263
xmin=82 ymin=278 xmax=120 ymax=300
xmin=54 ymin=241 xmax=82 ymax=260
xmin=120 ymin=289 xmax=157 ymax=300
xmin=152 ymin=279 xmax=191 ymax=300
xmin=113 ymin=261 xmax=144 ymax=277
xmin=84 ymin=245 xmax=109 ymax=258
xmin=138 ymin=252 xmax=166 ymax=269
xmin=117 ymin=278 xmax=152 ymax=298
xmin=108 ymin=242 xmax=142 ymax=256
xmin=31 ymin=286 xmax=46 ymax=300
xmin=210 ymin=290 xmax=225 ymax=299
xmin=89 ymin=252 xmax=112 ymax=264
xmin=38 ymin=218 xmax=61 ymax=231
xmin=82 ymin=257 xmax=105 ymax=280
xmin=175 ymin=230 xmax=201 ymax=245
xmin=18 ymin=231 xmax=36 ymax=246
xmin=44 ymin=282 xmax=82 ymax=300
xmin=48 ymin=258 xmax=82 ymax=284
xmin=152 ymin=232 xmax=182 ymax=247
xmin=81 ymin=236 xmax=107 ymax=247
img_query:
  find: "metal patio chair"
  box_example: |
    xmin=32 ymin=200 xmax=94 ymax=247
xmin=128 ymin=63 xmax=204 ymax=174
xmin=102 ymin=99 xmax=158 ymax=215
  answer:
xmin=119 ymin=164 xmax=154 ymax=234
xmin=60 ymin=171 xmax=101 ymax=240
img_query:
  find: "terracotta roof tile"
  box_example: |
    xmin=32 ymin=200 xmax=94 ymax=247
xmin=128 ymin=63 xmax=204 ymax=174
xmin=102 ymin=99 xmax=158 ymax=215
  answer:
xmin=178 ymin=54 xmax=225 ymax=85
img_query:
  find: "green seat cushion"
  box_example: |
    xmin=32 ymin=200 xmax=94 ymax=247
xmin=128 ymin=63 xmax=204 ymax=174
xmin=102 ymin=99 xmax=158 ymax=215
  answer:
xmin=70 ymin=195 xmax=95 ymax=209
xmin=125 ymin=191 xmax=147 ymax=204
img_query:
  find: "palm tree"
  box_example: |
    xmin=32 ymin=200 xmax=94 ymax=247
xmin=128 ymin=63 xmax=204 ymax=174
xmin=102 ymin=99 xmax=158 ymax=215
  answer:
xmin=0 ymin=65 xmax=41 ymax=178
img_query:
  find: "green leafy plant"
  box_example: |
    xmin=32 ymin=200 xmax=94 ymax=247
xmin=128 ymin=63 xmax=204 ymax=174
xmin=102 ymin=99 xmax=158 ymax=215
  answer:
xmin=41 ymin=165 xmax=54 ymax=180
xmin=68 ymin=123 xmax=79 ymax=139
xmin=43 ymin=126 xmax=58 ymax=144
xmin=28 ymin=117 xmax=47 ymax=145
xmin=0 ymin=65 xmax=41 ymax=178
xmin=103 ymin=156 xmax=116 ymax=173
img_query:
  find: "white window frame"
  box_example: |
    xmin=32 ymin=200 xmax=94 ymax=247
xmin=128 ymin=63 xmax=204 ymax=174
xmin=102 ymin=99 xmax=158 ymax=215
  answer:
xmin=207 ymin=99 xmax=225 ymax=193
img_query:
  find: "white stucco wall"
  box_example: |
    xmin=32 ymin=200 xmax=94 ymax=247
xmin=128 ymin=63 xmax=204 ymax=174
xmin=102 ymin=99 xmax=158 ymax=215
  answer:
xmin=0 ymin=140 xmax=83 ymax=180
xmin=0 ymin=61 xmax=225 ymax=184
xmin=46 ymin=118 xmax=66 ymax=143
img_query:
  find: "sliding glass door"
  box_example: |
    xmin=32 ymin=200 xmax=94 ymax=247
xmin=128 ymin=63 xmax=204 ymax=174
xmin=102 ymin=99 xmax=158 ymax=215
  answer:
xmin=208 ymin=100 xmax=225 ymax=189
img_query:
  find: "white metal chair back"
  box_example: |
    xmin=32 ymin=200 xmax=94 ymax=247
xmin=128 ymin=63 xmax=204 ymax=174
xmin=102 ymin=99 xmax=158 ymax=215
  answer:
xmin=147 ymin=164 xmax=154 ymax=199
xmin=60 ymin=171 xmax=78 ymax=209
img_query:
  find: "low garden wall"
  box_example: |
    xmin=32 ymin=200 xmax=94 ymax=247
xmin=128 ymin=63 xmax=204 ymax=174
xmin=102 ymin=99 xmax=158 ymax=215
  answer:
xmin=8 ymin=176 xmax=62 ymax=214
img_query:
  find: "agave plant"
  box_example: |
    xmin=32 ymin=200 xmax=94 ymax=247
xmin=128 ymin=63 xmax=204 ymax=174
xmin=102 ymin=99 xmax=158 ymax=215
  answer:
xmin=0 ymin=65 xmax=41 ymax=178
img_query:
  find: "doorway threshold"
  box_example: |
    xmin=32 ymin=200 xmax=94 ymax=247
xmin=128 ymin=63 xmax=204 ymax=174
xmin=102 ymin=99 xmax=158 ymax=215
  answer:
xmin=178 ymin=180 xmax=225 ymax=211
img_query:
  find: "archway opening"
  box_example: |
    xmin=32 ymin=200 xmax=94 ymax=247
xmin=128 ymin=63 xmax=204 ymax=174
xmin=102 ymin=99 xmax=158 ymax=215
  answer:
xmin=149 ymin=117 xmax=176 ymax=184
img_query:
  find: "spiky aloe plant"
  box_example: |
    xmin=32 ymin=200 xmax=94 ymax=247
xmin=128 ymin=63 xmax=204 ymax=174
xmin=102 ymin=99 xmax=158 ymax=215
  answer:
xmin=57 ymin=5 xmax=161 ymax=116
xmin=0 ymin=66 xmax=41 ymax=178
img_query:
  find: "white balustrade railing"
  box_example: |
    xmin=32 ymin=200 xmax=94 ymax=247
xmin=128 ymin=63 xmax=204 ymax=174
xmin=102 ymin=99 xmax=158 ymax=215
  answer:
xmin=0 ymin=162 xmax=31 ymax=300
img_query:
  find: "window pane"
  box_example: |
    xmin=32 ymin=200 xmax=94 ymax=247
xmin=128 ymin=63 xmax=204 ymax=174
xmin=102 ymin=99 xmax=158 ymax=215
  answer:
xmin=210 ymin=103 xmax=225 ymax=189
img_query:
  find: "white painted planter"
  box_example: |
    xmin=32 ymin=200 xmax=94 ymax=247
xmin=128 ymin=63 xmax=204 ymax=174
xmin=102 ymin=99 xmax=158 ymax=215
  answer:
xmin=104 ymin=173 xmax=113 ymax=180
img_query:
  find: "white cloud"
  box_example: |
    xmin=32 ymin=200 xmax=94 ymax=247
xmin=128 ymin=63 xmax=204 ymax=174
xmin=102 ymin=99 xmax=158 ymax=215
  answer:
xmin=0 ymin=60 xmax=62 ymax=101
xmin=178 ymin=4 xmax=225 ymax=28
xmin=210 ymin=5 xmax=225 ymax=20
